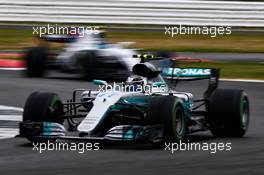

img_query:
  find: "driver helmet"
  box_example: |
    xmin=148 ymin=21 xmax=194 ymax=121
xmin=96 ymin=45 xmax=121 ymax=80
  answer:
xmin=126 ymin=75 xmax=147 ymax=92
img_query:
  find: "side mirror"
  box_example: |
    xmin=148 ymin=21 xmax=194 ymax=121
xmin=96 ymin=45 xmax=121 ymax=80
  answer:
xmin=93 ymin=80 xmax=107 ymax=86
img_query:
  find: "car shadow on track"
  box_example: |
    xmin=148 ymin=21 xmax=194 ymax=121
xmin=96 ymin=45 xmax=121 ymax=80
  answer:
xmin=15 ymin=134 xmax=217 ymax=150
xmin=15 ymin=134 xmax=250 ymax=153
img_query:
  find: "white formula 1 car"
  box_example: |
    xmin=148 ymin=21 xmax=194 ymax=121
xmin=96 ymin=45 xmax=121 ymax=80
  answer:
xmin=24 ymin=30 xmax=139 ymax=80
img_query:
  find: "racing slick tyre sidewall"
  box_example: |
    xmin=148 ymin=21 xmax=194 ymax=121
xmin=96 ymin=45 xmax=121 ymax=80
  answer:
xmin=75 ymin=51 xmax=97 ymax=80
xmin=207 ymin=89 xmax=250 ymax=137
xmin=24 ymin=46 xmax=48 ymax=77
xmin=147 ymin=95 xmax=187 ymax=144
xmin=22 ymin=92 xmax=64 ymax=142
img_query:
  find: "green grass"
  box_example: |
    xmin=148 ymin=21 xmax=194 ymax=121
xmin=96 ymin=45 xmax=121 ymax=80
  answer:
xmin=177 ymin=61 xmax=264 ymax=80
xmin=0 ymin=29 xmax=32 ymax=50
xmin=0 ymin=28 xmax=264 ymax=53
xmin=109 ymin=32 xmax=264 ymax=53
xmin=0 ymin=56 xmax=23 ymax=60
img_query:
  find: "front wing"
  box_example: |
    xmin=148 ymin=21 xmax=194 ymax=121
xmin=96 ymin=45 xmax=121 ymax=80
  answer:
xmin=18 ymin=121 xmax=164 ymax=143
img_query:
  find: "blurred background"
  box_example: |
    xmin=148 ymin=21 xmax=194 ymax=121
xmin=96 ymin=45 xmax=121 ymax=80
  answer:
xmin=0 ymin=0 xmax=263 ymax=80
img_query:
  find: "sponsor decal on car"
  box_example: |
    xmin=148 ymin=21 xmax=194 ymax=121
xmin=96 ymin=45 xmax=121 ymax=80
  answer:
xmin=162 ymin=68 xmax=211 ymax=77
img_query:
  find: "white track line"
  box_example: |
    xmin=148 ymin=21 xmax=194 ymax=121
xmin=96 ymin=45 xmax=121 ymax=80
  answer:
xmin=0 ymin=68 xmax=26 ymax=70
xmin=0 ymin=105 xmax=23 ymax=112
xmin=220 ymin=78 xmax=264 ymax=83
xmin=0 ymin=128 xmax=19 ymax=139
xmin=0 ymin=105 xmax=23 ymax=139
xmin=0 ymin=115 xmax=22 ymax=121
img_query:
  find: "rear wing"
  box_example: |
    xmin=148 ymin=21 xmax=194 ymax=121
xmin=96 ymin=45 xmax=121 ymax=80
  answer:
xmin=162 ymin=67 xmax=220 ymax=98
xmin=162 ymin=67 xmax=217 ymax=80
xmin=132 ymin=54 xmax=220 ymax=97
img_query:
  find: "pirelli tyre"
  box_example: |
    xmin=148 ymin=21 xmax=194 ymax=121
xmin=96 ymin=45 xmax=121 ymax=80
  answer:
xmin=24 ymin=46 xmax=48 ymax=77
xmin=147 ymin=95 xmax=187 ymax=143
xmin=207 ymin=89 xmax=250 ymax=137
xmin=22 ymin=92 xmax=64 ymax=142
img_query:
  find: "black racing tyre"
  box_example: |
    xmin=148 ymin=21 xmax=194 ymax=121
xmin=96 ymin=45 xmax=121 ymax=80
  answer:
xmin=22 ymin=92 xmax=64 ymax=142
xmin=75 ymin=51 xmax=97 ymax=80
xmin=207 ymin=89 xmax=250 ymax=137
xmin=147 ymin=95 xmax=187 ymax=143
xmin=23 ymin=92 xmax=64 ymax=124
xmin=24 ymin=46 xmax=48 ymax=77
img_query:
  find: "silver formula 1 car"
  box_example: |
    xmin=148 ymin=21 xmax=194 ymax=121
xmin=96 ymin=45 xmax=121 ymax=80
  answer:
xmin=19 ymin=58 xmax=250 ymax=145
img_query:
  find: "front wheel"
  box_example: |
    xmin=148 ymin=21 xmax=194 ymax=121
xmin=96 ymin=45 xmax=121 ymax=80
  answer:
xmin=21 ymin=92 xmax=64 ymax=142
xmin=147 ymin=96 xmax=187 ymax=143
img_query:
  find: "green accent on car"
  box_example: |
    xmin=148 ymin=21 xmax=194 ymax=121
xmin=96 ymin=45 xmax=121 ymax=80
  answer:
xmin=240 ymin=96 xmax=249 ymax=129
xmin=181 ymin=101 xmax=192 ymax=119
xmin=111 ymin=96 xmax=151 ymax=111
xmin=123 ymin=129 xmax=134 ymax=140
xmin=93 ymin=80 xmax=107 ymax=86
xmin=48 ymin=96 xmax=62 ymax=120
xmin=152 ymin=81 xmax=167 ymax=87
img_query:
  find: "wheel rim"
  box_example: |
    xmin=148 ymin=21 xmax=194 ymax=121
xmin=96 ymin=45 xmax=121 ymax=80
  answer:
xmin=175 ymin=107 xmax=184 ymax=135
xmin=241 ymin=98 xmax=249 ymax=129
xmin=48 ymin=97 xmax=63 ymax=123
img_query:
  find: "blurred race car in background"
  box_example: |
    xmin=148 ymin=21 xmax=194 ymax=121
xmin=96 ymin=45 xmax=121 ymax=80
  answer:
xmin=24 ymin=30 xmax=140 ymax=80
xmin=18 ymin=57 xmax=250 ymax=145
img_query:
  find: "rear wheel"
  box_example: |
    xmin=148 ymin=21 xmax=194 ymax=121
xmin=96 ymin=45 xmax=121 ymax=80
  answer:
xmin=147 ymin=96 xmax=187 ymax=143
xmin=207 ymin=89 xmax=250 ymax=137
xmin=24 ymin=46 xmax=48 ymax=77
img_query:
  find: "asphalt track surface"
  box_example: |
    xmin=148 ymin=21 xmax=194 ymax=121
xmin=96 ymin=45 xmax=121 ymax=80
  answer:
xmin=0 ymin=70 xmax=263 ymax=175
